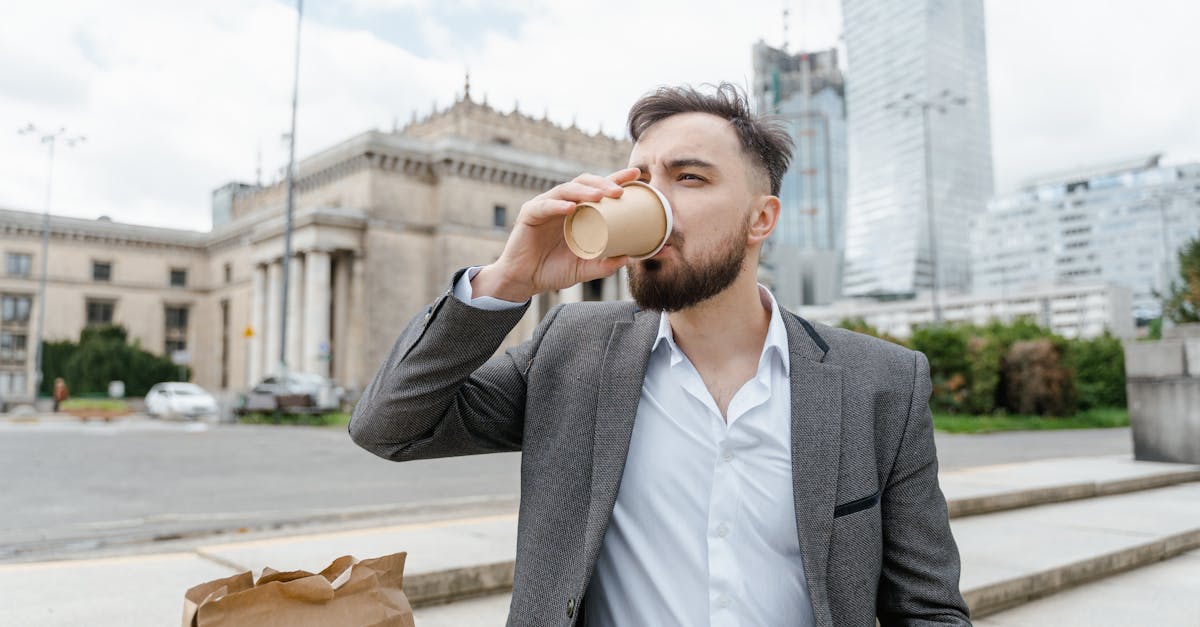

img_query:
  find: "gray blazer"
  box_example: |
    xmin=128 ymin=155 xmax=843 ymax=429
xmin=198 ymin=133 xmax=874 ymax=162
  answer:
xmin=350 ymin=270 xmax=971 ymax=626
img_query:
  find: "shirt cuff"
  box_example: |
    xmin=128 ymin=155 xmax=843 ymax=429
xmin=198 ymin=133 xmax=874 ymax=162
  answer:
xmin=453 ymin=266 xmax=528 ymax=311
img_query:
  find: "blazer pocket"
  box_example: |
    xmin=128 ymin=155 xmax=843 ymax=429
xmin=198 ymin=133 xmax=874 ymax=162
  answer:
xmin=833 ymin=490 xmax=880 ymax=518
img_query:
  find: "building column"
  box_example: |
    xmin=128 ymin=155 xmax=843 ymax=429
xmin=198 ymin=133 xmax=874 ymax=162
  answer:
xmin=617 ymin=266 xmax=631 ymax=301
xmin=247 ymin=263 xmax=266 ymax=386
xmin=286 ymin=254 xmax=304 ymax=372
xmin=347 ymin=254 xmax=367 ymax=390
xmin=265 ymin=260 xmax=282 ymax=376
xmin=560 ymin=283 xmax=583 ymax=303
xmin=303 ymin=250 xmax=332 ymax=377
xmin=332 ymin=252 xmax=351 ymax=382
xmin=602 ymin=273 xmax=619 ymax=301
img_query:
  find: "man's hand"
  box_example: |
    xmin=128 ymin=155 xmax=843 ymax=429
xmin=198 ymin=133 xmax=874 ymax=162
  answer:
xmin=471 ymin=167 xmax=641 ymax=302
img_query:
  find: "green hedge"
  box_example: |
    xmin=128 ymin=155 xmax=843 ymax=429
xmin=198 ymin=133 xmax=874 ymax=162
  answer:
xmin=39 ymin=324 xmax=187 ymax=397
xmin=839 ymin=316 xmax=1125 ymax=416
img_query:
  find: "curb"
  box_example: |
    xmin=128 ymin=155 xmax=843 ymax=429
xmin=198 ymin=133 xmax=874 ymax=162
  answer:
xmin=964 ymin=527 xmax=1200 ymax=618
xmin=947 ymin=468 xmax=1200 ymax=518
xmin=405 ymin=561 xmax=515 ymax=608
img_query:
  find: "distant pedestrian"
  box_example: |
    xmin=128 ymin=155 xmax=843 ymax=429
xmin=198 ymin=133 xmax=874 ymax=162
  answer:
xmin=53 ymin=377 xmax=69 ymax=412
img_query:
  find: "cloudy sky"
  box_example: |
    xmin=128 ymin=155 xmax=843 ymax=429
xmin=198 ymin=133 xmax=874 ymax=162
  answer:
xmin=2 ymin=0 xmax=1198 ymax=231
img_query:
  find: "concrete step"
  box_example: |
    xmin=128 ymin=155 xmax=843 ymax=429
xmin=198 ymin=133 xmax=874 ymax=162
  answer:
xmin=975 ymin=549 xmax=1200 ymax=626
xmin=958 ymin=482 xmax=1200 ymax=618
xmin=412 ymin=482 xmax=1200 ymax=625
xmin=940 ymin=454 xmax=1200 ymax=518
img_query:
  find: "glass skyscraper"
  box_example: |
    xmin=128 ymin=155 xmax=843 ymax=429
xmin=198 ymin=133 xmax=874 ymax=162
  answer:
xmin=841 ymin=0 xmax=994 ymax=297
xmin=753 ymin=43 xmax=848 ymax=308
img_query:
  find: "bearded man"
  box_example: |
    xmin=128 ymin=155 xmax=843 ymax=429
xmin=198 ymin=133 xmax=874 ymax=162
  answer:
xmin=350 ymin=83 xmax=971 ymax=627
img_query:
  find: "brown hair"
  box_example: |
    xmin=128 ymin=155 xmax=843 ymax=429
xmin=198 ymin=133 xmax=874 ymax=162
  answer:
xmin=627 ymin=82 xmax=794 ymax=196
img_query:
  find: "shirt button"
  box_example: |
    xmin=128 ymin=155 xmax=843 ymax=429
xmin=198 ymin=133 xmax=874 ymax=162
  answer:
xmin=722 ymin=450 xmax=734 ymax=462
xmin=717 ymin=524 xmax=730 ymax=538
xmin=718 ymin=595 xmax=732 ymax=608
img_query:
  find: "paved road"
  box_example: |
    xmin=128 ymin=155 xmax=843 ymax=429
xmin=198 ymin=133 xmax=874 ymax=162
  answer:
xmin=0 ymin=417 xmax=1131 ymax=561
xmin=0 ymin=419 xmax=521 ymax=560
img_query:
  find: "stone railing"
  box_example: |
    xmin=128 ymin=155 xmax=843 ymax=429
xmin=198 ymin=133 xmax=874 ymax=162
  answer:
xmin=1123 ymin=323 xmax=1200 ymax=463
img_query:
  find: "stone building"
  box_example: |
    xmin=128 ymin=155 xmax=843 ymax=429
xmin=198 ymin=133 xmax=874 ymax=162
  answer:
xmin=0 ymin=90 xmax=632 ymax=403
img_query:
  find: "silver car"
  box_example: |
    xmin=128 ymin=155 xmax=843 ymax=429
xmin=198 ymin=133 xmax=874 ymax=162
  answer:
xmin=243 ymin=372 xmax=344 ymax=412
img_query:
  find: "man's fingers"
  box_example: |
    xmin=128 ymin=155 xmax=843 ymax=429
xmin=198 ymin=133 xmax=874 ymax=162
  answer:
xmin=606 ymin=167 xmax=641 ymax=186
xmin=576 ymin=255 xmax=629 ymax=283
xmin=521 ymin=197 xmax=576 ymax=224
xmin=574 ymin=173 xmax=624 ymax=198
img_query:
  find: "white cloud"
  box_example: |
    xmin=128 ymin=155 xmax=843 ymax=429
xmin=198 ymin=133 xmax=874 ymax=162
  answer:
xmin=0 ymin=0 xmax=1196 ymax=231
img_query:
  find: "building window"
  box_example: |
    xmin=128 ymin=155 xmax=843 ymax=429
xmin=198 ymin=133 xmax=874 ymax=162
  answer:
xmin=165 ymin=305 xmax=189 ymax=354
xmin=0 ymin=331 xmax=27 ymax=362
xmin=0 ymin=371 xmax=27 ymax=395
xmin=493 ymin=205 xmax=507 ymax=228
xmin=86 ymin=300 xmax=115 ymax=327
xmin=6 ymin=253 xmax=31 ymax=277
xmin=93 ymin=261 xmax=112 ymax=282
xmin=224 ymin=263 xmax=233 ymax=284
xmin=170 ymin=268 xmax=187 ymax=288
xmin=2 ymin=295 xmax=31 ymax=323
xmin=583 ymin=278 xmax=605 ymax=302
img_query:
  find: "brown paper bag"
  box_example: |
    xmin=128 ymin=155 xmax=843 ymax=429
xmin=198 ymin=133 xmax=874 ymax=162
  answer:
xmin=182 ymin=552 xmax=414 ymax=627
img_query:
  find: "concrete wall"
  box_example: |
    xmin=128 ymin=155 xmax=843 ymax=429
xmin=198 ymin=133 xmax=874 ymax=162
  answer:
xmin=1124 ymin=323 xmax=1200 ymax=464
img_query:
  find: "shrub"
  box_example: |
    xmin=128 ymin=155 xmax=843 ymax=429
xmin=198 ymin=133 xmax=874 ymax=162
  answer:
xmin=836 ymin=317 xmax=908 ymax=346
xmin=1067 ymin=331 xmax=1126 ymax=410
xmin=51 ymin=325 xmax=186 ymax=397
xmin=909 ymin=325 xmax=972 ymax=413
xmin=39 ymin=339 xmax=77 ymax=396
xmin=1003 ymin=339 xmax=1077 ymax=417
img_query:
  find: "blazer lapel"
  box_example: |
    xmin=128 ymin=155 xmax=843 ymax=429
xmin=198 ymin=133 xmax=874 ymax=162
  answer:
xmin=784 ymin=311 xmax=844 ymax=626
xmin=580 ymin=308 xmax=659 ymax=587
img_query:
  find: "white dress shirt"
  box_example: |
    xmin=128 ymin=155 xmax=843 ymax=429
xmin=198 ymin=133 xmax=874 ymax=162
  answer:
xmin=453 ymin=269 xmax=815 ymax=626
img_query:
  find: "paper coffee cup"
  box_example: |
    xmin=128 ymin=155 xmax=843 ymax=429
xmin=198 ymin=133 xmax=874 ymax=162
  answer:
xmin=563 ymin=181 xmax=673 ymax=260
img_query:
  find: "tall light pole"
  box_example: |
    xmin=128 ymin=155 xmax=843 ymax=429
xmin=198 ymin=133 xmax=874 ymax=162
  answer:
xmin=1155 ymin=192 xmax=1175 ymax=330
xmin=18 ymin=124 xmax=85 ymax=399
xmin=884 ymin=89 xmax=966 ymax=325
xmin=279 ymin=0 xmax=303 ymax=376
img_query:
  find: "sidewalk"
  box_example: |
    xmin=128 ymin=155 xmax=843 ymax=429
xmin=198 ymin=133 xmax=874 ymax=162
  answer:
xmin=2 ymin=455 xmax=1197 ymax=627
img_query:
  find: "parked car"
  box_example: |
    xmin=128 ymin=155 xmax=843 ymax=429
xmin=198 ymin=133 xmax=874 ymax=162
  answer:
xmin=243 ymin=372 xmax=344 ymax=413
xmin=145 ymin=382 xmax=219 ymax=420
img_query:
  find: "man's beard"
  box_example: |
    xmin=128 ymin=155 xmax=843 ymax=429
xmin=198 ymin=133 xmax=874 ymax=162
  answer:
xmin=627 ymin=216 xmax=749 ymax=312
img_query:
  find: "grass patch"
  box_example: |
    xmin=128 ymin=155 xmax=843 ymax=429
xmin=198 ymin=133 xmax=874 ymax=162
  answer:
xmin=933 ymin=407 xmax=1129 ymax=434
xmin=238 ymin=411 xmax=350 ymax=427
xmin=59 ymin=399 xmax=129 ymax=412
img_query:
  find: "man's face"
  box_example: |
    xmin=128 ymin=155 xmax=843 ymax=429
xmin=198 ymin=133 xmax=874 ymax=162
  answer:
xmin=625 ymin=112 xmax=765 ymax=312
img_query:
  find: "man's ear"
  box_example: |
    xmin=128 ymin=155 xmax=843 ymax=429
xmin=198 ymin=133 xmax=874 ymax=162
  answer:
xmin=747 ymin=194 xmax=781 ymax=245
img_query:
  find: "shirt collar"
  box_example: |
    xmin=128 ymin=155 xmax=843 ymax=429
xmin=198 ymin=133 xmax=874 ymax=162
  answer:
xmin=650 ymin=285 xmax=791 ymax=376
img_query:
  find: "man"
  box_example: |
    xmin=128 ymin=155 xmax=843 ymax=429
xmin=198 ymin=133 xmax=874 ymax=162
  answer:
xmin=350 ymin=83 xmax=970 ymax=626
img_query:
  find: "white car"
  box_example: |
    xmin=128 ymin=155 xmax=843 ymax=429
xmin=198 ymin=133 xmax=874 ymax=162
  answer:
xmin=145 ymin=382 xmax=219 ymax=420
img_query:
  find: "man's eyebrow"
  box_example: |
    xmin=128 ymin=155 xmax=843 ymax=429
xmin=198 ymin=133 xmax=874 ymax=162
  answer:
xmin=628 ymin=159 xmax=718 ymax=176
xmin=667 ymin=158 xmax=717 ymax=171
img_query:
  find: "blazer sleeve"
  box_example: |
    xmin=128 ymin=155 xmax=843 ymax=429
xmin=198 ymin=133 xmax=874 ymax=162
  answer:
xmin=876 ymin=351 xmax=972 ymax=626
xmin=348 ymin=269 xmax=563 ymax=462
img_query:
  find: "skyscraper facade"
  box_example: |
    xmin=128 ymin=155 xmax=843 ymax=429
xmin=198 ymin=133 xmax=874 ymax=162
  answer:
xmin=840 ymin=0 xmax=994 ymax=297
xmin=752 ymin=43 xmax=848 ymax=308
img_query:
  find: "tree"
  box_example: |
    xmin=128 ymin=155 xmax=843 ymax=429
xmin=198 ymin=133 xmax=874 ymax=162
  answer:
xmin=1159 ymin=236 xmax=1200 ymax=324
xmin=44 ymin=325 xmax=185 ymax=397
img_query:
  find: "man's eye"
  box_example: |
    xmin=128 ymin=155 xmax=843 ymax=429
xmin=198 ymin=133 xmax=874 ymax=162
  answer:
xmin=679 ymin=173 xmax=705 ymax=182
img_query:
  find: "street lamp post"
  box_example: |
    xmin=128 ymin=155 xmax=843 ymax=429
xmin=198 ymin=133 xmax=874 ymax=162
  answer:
xmin=18 ymin=124 xmax=85 ymax=400
xmin=884 ymin=90 xmax=966 ymax=325
xmin=279 ymin=0 xmax=303 ymax=377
